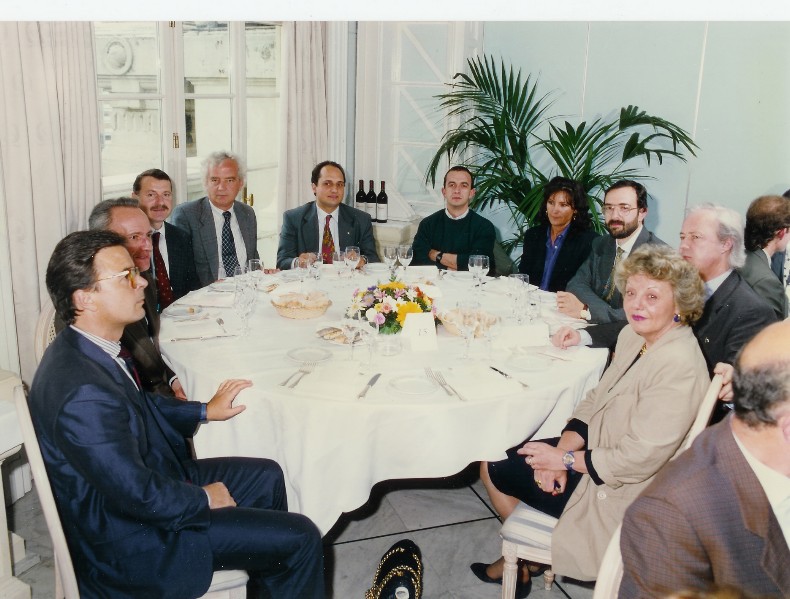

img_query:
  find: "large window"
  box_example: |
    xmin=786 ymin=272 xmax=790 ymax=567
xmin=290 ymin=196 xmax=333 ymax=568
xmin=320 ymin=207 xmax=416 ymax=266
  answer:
xmin=94 ymin=21 xmax=282 ymax=260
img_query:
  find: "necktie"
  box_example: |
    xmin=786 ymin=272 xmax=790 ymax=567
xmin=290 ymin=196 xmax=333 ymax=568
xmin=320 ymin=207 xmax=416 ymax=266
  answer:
xmin=321 ymin=214 xmax=335 ymax=264
xmin=604 ymin=246 xmax=625 ymax=301
xmin=118 ymin=346 xmax=142 ymax=390
xmin=221 ymin=211 xmax=240 ymax=277
xmin=151 ymin=231 xmax=175 ymax=311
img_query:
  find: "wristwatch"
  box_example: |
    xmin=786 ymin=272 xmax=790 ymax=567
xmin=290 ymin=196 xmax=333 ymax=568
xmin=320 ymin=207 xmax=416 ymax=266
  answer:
xmin=580 ymin=304 xmax=591 ymax=321
xmin=435 ymin=252 xmax=444 ymax=266
xmin=562 ymin=451 xmax=575 ymax=471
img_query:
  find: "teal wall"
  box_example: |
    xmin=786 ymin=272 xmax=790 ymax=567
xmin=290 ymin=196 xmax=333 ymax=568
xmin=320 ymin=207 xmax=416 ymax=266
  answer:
xmin=480 ymin=21 xmax=790 ymax=255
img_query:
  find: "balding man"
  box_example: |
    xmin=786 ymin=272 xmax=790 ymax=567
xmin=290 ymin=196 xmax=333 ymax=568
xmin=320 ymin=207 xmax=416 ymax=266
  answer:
xmin=740 ymin=195 xmax=790 ymax=320
xmin=619 ymin=320 xmax=790 ymax=598
xmin=87 ymin=198 xmax=185 ymax=398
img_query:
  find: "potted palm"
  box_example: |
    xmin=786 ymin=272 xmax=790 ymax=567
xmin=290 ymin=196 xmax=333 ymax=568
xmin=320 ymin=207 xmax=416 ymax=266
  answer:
xmin=425 ymin=55 xmax=698 ymax=254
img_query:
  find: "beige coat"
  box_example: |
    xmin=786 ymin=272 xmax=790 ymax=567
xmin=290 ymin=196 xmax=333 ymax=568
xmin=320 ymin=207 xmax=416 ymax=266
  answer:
xmin=552 ymin=325 xmax=710 ymax=580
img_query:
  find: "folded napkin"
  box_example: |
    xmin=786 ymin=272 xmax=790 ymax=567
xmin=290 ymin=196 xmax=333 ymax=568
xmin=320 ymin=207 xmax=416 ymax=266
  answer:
xmin=177 ymin=288 xmax=234 ymax=309
xmin=163 ymin=318 xmax=227 ymax=341
xmin=494 ymin=323 xmax=550 ymax=349
xmin=443 ymin=364 xmax=521 ymax=399
xmin=294 ymin=363 xmax=369 ymax=400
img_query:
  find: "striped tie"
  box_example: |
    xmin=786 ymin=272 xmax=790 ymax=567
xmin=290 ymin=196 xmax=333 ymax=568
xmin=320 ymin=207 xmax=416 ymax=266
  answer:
xmin=604 ymin=246 xmax=625 ymax=302
xmin=221 ymin=211 xmax=240 ymax=276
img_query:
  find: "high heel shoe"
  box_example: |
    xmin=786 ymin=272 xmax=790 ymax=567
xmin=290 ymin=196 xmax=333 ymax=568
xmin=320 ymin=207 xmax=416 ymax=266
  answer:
xmin=469 ymin=562 xmax=532 ymax=598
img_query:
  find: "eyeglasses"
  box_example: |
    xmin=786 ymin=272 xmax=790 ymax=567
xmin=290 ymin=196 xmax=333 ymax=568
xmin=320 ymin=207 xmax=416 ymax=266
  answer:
xmin=95 ymin=267 xmax=141 ymax=288
xmin=602 ymin=204 xmax=638 ymax=216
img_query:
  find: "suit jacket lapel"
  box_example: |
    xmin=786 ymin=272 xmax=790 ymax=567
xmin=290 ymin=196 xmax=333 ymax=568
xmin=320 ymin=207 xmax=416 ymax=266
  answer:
xmin=197 ymin=198 xmax=219 ymax=281
xmin=717 ymin=422 xmax=790 ymax=592
xmin=301 ymin=203 xmax=320 ymax=254
xmin=232 ymin=202 xmax=256 ymax=258
xmin=337 ymin=203 xmax=356 ymax=250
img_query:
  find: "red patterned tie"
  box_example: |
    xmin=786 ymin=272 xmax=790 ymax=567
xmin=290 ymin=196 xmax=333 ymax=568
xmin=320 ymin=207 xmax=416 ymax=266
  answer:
xmin=321 ymin=215 xmax=335 ymax=264
xmin=152 ymin=231 xmax=175 ymax=311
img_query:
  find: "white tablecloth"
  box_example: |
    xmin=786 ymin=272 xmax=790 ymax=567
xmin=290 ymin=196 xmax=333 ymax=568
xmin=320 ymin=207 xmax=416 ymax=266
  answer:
xmin=160 ymin=267 xmax=607 ymax=535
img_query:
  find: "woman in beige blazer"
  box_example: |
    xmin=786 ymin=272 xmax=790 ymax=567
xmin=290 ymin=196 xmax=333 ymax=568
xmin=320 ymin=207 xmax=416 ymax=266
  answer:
xmin=471 ymin=245 xmax=711 ymax=594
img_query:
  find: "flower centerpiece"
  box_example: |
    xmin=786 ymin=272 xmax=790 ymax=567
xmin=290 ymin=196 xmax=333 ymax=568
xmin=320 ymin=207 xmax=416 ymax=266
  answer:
xmin=347 ymin=280 xmax=436 ymax=334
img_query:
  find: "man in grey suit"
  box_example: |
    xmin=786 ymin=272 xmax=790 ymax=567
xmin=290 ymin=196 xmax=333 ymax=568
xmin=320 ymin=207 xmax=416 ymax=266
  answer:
xmin=740 ymin=194 xmax=790 ymax=320
xmin=558 ymin=180 xmax=665 ymax=324
xmin=276 ymin=160 xmax=379 ymax=270
xmin=619 ymin=319 xmax=790 ymax=598
xmin=171 ymin=151 xmax=259 ymax=287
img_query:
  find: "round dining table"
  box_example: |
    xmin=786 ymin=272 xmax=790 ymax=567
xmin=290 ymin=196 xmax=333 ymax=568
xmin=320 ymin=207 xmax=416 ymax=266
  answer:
xmin=160 ymin=265 xmax=608 ymax=535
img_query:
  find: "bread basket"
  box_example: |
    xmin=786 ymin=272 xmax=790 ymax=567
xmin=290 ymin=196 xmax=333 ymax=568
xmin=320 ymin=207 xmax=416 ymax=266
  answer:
xmin=271 ymin=291 xmax=332 ymax=320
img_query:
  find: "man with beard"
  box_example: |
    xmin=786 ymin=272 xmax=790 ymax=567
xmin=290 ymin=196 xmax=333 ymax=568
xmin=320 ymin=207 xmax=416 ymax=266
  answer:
xmin=131 ymin=168 xmax=200 ymax=310
xmin=557 ymin=180 xmax=665 ymax=323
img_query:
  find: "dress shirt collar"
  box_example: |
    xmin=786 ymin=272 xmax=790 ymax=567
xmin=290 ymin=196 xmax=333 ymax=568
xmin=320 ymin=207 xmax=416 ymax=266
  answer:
xmin=69 ymin=324 xmax=122 ymax=358
xmin=759 ymin=247 xmax=771 ymax=264
xmin=614 ymin=224 xmax=643 ymax=256
xmin=704 ymin=269 xmax=733 ymax=300
xmin=209 ymin=200 xmax=234 ymax=219
xmin=317 ymin=204 xmax=338 ymax=222
xmin=732 ymin=426 xmax=790 ymax=546
xmin=445 ymin=208 xmax=469 ymax=221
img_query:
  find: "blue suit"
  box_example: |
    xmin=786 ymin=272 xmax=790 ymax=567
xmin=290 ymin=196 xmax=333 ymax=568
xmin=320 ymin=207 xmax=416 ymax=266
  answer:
xmin=29 ymin=327 xmax=323 ymax=598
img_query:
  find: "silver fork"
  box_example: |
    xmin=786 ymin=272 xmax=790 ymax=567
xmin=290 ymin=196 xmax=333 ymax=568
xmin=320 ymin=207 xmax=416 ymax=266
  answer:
xmin=288 ymin=362 xmax=316 ymax=388
xmin=433 ymin=371 xmax=466 ymax=401
xmin=424 ymin=368 xmax=451 ymax=396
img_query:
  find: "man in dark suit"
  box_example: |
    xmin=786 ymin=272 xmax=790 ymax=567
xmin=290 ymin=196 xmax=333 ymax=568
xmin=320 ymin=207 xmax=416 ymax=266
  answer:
xmin=559 ymin=180 xmax=665 ymax=324
xmin=32 ymin=230 xmax=324 ymax=598
xmin=171 ymin=151 xmax=259 ymax=287
xmin=770 ymin=187 xmax=790 ymax=284
xmin=88 ymin=198 xmax=184 ymax=398
xmin=619 ymin=319 xmax=790 ymax=598
xmin=739 ymin=194 xmax=790 ymax=320
xmin=276 ymin=160 xmax=379 ymax=270
xmin=132 ymin=168 xmax=200 ymax=307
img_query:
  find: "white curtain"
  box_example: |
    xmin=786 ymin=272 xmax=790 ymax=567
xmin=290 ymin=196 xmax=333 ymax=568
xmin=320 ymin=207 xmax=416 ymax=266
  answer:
xmin=0 ymin=22 xmax=101 ymax=384
xmin=279 ymin=21 xmax=329 ymax=214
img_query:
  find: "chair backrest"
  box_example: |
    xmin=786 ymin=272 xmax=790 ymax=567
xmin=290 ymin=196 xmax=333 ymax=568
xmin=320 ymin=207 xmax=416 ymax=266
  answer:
xmin=34 ymin=298 xmax=58 ymax=367
xmin=683 ymin=374 xmax=723 ymax=451
xmin=592 ymin=524 xmax=622 ymax=599
xmin=14 ymin=385 xmax=80 ymax=599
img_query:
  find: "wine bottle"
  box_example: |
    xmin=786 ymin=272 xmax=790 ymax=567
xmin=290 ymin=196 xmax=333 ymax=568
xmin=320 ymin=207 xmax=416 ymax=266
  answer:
xmin=376 ymin=181 xmax=388 ymax=224
xmin=366 ymin=180 xmax=378 ymax=222
xmin=355 ymin=179 xmax=366 ymax=212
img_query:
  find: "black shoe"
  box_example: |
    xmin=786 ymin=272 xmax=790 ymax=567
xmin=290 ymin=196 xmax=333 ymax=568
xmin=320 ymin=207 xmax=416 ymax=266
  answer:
xmin=469 ymin=562 xmax=532 ymax=598
xmin=366 ymin=539 xmax=423 ymax=599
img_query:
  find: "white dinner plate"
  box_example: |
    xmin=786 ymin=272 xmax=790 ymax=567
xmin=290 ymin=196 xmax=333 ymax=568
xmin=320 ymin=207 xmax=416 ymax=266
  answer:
xmin=286 ymin=346 xmax=332 ymax=363
xmin=209 ymin=280 xmax=235 ymax=292
xmin=388 ymin=374 xmax=437 ymax=395
xmin=165 ymin=305 xmax=204 ymax=320
xmin=506 ymin=353 xmax=553 ymax=372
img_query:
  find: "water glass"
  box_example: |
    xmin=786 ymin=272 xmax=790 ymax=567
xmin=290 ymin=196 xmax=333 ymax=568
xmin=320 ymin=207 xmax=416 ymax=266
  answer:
xmin=233 ymin=282 xmax=256 ymax=337
xmin=247 ymin=259 xmax=263 ymax=289
xmin=345 ymin=246 xmax=361 ymax=275
xmin=397 ymin=245 xmax=413 ymax=268
xmin=310 ymin=254 xmax=323 ymax=280
xmin=456 ymin=300 xmax=481 ymax=359
xmin=383 ymin=245 xmax=398 ymax=276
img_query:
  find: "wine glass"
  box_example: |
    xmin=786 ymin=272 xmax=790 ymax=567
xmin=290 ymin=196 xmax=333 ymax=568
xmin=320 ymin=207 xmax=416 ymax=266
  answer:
xmin=397 ymin=245 xmax=413 ymax=277
xmin=247 ymin=259 xmax=263 ymax=289
xmin=344 ymin=246 xmax=361 ymax=276
xmin=310 ymin=253 xmax=323 ymax=280
xmin=456 ymin=300 xmax=481 ymax=359
xmin=332 ymin=249 xmax=346 ymax=283
xmin=468 ymin=255 xmax=487 ymax=288
xmin=292 ymin=254 xmax=316 ymax=291
xmin=508 ymin=273 xmax=529 ymax=320
xmin=233 ymin=278 xmax=256 ymax=337
xmin=356 ymin=314 xmax=380 ymax=371
xmin=481 ymin=313 xmax=501 ymax=357
xmin=340 ymin=312 xmax=361 ymax=360
xmin=526 ymin=290 xmax=540 ymax=324
xmin=382 ymin=245 xmax=398 ymax=276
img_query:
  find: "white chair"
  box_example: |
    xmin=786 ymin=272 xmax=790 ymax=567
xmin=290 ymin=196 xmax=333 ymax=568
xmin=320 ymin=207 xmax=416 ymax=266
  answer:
xmin=499 ymin=374 xmax=724 ymax=599
xmin=13 ymin=385 xmax=248 ymax=599
xmin=33 ymin=298 xmax=57 ymax=366
xmin=591 ymin=524 xmax=622 ymax=599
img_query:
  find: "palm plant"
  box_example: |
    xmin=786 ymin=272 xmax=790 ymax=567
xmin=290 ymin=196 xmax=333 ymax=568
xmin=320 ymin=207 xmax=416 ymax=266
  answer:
xmin=425 ymin=55 xmax=697 ymax=252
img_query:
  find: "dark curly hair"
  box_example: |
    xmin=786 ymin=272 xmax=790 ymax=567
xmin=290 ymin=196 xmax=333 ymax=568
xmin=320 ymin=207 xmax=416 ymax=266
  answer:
xmin=534 ymin=176 xmax=593 ymax=233
xmin=743 ymin=195 xmax=790 ymax=252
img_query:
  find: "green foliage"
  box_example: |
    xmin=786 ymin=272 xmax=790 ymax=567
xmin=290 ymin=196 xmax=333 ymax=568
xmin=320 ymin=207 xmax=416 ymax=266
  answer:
xmin=425 ymin=55 xmax=697 ymax=253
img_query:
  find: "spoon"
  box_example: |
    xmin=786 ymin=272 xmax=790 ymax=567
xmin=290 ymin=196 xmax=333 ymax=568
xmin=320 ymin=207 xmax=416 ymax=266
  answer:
xmin=216 ymin=317 xmax=228 ymax=334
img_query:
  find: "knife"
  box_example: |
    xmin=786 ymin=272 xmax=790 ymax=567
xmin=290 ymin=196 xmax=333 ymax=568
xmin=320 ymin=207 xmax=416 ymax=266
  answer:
xmin=490 ymin=365 xmax=529 ymax=388
xmin=167 ymin=333 xmax=236 ymax=342
xmin=357 ymin=373 xmax=381 ymax=400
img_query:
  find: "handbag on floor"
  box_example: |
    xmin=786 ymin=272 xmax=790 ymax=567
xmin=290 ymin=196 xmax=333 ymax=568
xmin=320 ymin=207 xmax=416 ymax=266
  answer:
xmin=364 ymin=538 xmax=423 ymax=599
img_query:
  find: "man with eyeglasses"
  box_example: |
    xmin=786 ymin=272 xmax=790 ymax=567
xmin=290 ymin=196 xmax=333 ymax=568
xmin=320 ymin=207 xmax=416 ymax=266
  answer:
xmin=276 ymin=160 xmax=379 ymax=270
xmin=558 ymin=180 xmax=665 ymax=323
xmin=30 ymin=230 xmax=324 ymax=598
xmin=85 ymin=198 xmax=185 ymax=398
xmin=171 ymin=151 xmax=259 ymax=287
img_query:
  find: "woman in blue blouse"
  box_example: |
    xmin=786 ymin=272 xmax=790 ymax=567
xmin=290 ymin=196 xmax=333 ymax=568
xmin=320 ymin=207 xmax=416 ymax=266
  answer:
xmin=518 ymin=177 xmax=598 ymax=292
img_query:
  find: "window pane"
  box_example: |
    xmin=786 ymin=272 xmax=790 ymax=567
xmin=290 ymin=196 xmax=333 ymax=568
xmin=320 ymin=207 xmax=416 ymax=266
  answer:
xmin=246 ymin=98 xmax=279 ymax=166
xmin=95 ymin=22 xmax=160 ymax=96
xmin=183 ymin=22 xmax=230 ymax=94
xmin=184 ymin=99 xmax=233 ymax=200
xmin=245 ymin=22 xmax=281 ymax=91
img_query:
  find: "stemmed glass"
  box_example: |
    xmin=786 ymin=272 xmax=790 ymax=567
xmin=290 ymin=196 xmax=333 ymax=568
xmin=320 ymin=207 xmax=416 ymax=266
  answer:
xmin=233 ymin=276 xmax=256 ymax=337
xmin=382 ymin=245 xmax=398 ymax=277
xmin=341 ymin=312 xmax=361 ymax=360
xmin=247 ymin=259 xmax=263 ymax=290
xmin=332 ymin=249 xmax=346 ymax=284
xmin=292 ymin=254 xmax=316 ymax=291
xmin=480 ymin=313 xmax=501 ymax=357
xmin=508 ymin=273 xmax=529 ymax=322
xmin=397 ymin=245 xmax=413 ymax=277
xmin=344 ymin=246 xmax=361 ymax=277
xmin=468 ymin=255 xmax=489 ymax=288
xmin=456 ymin=300 xmax=481 ymax=359
xmin=525 ymin=290 xmax=540 ymax=324
xmin=356 ymin=315 xmax=380 ymax=371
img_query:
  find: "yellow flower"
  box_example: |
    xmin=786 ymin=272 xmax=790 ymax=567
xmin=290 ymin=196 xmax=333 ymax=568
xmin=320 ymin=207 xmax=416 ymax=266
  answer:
xmin=379 ymin=281 xmax=407 ymax=291
xmin=396 ymin=301 xmax=423 ymax=325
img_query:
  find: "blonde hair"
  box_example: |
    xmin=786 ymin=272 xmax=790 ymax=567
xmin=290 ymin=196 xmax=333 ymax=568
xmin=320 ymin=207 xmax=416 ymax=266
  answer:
xmin=615 ymin=244 xmax=705 ymax=325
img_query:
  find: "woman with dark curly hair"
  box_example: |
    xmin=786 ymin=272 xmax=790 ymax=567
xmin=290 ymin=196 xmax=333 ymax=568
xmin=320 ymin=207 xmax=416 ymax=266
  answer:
xmin=518 ymin=177 xmax=599 ymax=291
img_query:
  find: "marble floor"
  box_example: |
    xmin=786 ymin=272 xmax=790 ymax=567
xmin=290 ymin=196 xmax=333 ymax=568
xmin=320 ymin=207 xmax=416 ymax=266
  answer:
xmin=8 ymin=464 xmax=594 ymax=598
